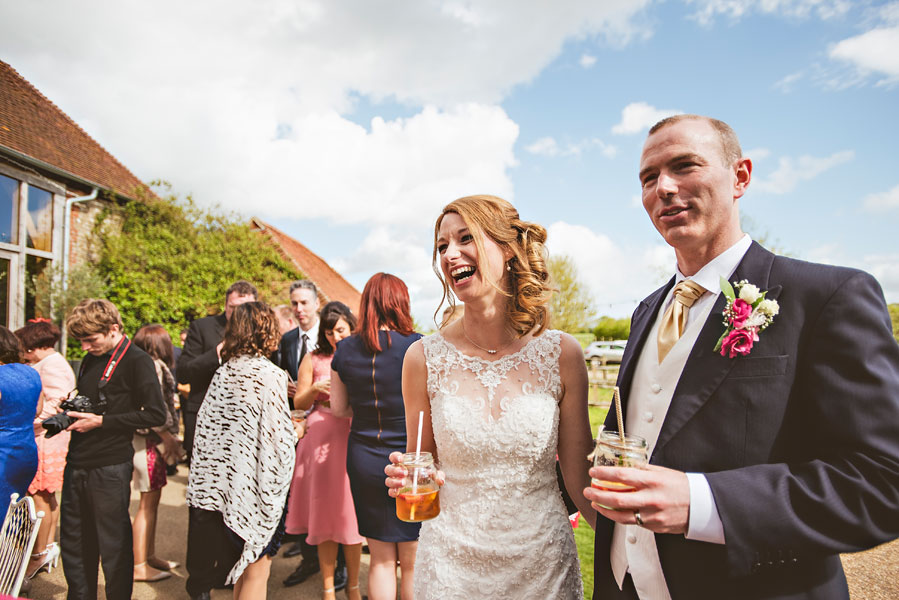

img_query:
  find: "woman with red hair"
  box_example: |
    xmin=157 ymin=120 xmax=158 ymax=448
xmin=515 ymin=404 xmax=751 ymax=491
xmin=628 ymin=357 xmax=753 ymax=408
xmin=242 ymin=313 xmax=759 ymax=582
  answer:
xmin=330 ymin=273 xmax=421 ymax=600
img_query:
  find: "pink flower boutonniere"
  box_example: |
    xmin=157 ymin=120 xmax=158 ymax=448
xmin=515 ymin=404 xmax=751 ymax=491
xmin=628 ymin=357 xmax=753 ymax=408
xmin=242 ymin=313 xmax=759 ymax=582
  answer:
xmin=714 ymin=277 xmax=779 ymax=359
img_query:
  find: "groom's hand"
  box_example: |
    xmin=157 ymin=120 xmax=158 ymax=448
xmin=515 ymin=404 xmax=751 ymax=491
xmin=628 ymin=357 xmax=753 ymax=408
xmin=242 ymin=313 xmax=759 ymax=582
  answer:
xmin=584 ymin=464 xmax=690 ymax=534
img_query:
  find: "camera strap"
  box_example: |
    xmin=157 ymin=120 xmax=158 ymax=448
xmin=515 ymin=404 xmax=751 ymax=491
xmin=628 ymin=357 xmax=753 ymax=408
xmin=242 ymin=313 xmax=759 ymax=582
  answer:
xmin=79 ymin=334 xmax=131 ymax=387
xmin=101 ymin=335 xmax=131 ymax=386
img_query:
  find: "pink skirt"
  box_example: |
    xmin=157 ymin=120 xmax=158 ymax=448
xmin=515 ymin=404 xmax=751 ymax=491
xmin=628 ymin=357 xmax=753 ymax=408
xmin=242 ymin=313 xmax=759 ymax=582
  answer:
xmin=284 ymin=407 xmax=364 ymax=546
xmin=28 ymin=430 xmax=69 ymax=495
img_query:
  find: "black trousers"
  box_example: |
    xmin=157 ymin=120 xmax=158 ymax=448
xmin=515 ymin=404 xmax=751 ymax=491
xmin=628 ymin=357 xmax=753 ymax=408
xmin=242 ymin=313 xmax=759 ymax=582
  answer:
xmin=60 ymin=461 xmax=134 ymax=600
xmin=183 ymin=409 xmax=198 ymax=460
xmin=186 ymin=507 xmax=241 ymax=596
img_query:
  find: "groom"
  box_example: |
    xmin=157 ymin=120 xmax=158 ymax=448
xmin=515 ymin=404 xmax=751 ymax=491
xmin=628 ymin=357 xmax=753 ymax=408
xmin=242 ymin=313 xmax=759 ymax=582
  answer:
xmin=584 ymin=114 xmax=899 ymax=599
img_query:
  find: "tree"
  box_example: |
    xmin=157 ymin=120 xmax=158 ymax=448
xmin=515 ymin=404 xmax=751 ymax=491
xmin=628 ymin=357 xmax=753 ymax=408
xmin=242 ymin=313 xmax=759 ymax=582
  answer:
xmin=94 ymin=185 xmax=302 ymax=339
xmin=547 ymin=254 xmax=594 ymax=333
xmin=889 ymin=303 xmax=899 ymax=343
xmin=592 ymin=316 xmax=631 ymax=341
xmin=27 ymin=262 xmax=109 ymax=326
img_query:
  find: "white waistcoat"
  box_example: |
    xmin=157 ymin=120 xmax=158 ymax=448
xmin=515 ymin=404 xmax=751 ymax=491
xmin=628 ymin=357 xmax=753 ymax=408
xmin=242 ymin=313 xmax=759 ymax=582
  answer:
xmin=609 ymin=296 xmax=715 ymax=600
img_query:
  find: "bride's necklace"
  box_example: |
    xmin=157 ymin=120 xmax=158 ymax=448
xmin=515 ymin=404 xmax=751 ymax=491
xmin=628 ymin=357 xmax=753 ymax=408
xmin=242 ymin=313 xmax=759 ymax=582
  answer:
xmin=461 ymin=320 xmax=516 ymax=355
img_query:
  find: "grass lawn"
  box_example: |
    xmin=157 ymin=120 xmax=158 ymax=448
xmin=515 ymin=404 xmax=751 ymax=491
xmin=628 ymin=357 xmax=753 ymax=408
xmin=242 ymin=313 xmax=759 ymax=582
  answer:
xmin=574 ymin=393 xmax=611 ymax=597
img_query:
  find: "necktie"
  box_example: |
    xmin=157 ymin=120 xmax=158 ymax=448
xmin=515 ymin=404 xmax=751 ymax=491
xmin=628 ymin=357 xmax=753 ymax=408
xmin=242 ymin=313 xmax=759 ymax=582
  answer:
xmin=657 ymin=280 xmax=706 ymax=363
xmin=298 ymin=333 xmax=308 ymax=369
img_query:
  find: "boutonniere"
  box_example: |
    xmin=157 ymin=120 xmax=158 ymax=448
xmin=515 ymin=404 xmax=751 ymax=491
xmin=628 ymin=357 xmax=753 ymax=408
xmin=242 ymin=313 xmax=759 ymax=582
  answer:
xmin=714 ymin=277 xmax=779 ymax=358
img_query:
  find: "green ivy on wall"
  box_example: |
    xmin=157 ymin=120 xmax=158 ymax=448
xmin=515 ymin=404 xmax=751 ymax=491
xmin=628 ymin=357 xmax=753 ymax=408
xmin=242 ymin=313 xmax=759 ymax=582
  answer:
xmin=94 ymin=185 xmax=302 ymax=343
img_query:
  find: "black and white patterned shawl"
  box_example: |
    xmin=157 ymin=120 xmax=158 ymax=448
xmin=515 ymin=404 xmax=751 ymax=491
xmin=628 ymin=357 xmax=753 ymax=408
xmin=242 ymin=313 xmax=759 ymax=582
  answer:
xmin=186 ymin=354 xmax=297 ymax=583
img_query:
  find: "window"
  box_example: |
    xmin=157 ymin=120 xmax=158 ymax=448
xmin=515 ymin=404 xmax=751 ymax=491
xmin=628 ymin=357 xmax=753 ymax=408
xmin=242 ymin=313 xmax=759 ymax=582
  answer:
xmin=0 ymin=174 xmax=19 ymax=244
xmin=0 ymin=170 xmax=62 ymax=329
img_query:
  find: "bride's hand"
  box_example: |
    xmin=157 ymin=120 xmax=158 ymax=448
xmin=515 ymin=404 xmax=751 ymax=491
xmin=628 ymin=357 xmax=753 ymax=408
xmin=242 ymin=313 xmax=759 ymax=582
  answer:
xmin=385 ymin=452 xmax=445 ymax=498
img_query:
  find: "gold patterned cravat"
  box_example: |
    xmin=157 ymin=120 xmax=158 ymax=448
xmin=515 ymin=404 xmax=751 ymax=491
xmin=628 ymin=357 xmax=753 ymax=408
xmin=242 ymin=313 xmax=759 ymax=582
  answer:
xmin=657 ymin=280 xmax=707 ymax=363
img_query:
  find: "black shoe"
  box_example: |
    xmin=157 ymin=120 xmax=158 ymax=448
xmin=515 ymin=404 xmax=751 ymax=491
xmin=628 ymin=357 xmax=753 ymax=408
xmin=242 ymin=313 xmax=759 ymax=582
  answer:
xmin=333 ymin=565 xmax=348 ymax=591
xmin=283 ymin=560 xmax=320 ymax=587
xmin=283 ymin=541 xmax=304 ymax=558
xmin=191 ymin=593 xmax=211 ymax=600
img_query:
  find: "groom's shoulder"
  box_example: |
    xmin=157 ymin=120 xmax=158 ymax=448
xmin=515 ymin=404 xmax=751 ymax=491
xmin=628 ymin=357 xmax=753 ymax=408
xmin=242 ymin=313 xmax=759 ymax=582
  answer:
xmin=769 ymin=252 xmax=878 ymax=294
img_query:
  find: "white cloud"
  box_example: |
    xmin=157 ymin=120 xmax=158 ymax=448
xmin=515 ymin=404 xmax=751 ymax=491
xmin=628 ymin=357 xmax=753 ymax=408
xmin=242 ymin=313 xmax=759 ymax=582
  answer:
xmin=1 ymin=0 xmax=654 ymax=224
xmin=525 ymin=136 xmax=617 ymax=158
xmin=612 ymin=102 xmax=682 ymax=135
xmin=579 ymin=54 xmax=598 ymax=68
xmin=862 ymin=253 xmax=899 ymax=304
xmin=687 ymin=0 xmax=851 ymax=26
xmin=526 ymin=137 xmax=561 ymax=156
xmin=829 ymin=26 xmax=899 ymax=86
xmin=753 ymin=150 xmax=854 ymax=194
xmin=546 ymin=222 xmax=673 ymax=318
xmin=863 ymin=184 xmax=899 ymax=211
xmin=744 ymin=147 xmax=771 ymax=160
xmin=773 ymin=71 xmax=805 ymax=93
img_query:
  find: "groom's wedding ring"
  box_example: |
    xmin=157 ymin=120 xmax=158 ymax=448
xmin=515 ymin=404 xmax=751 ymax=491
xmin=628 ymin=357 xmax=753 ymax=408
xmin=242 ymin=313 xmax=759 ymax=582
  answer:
xmin=634 ymin=510 xmax=644 ymax=526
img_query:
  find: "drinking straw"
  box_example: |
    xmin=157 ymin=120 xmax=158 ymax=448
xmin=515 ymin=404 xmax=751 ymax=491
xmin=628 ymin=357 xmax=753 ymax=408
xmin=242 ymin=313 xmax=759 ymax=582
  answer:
xmin=613 ymin=386 xmax=625 ymax=443
xmin=412 ymin=411 xmax=424 ymax=495
xmin=415 ymin=411 xmax=424 ymax=459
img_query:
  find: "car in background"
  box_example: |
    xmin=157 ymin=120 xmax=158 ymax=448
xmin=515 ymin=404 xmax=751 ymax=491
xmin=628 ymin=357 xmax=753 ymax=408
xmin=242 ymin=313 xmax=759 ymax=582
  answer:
xmin=584 ymin=340 xmax=627 ymax=363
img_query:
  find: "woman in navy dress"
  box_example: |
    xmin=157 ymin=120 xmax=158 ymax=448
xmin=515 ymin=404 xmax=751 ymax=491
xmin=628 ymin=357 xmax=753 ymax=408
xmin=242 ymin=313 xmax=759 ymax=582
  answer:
xmin=331 ymin=273 xmax=422 ymax=600
xmin=0 ymin=326 xmax=42 ymax=511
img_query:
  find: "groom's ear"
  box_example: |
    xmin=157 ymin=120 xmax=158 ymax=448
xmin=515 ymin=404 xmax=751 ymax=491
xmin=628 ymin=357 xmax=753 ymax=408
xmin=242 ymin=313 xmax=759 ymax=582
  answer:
xmin=733 ymin=157 xmax=752 ymax=199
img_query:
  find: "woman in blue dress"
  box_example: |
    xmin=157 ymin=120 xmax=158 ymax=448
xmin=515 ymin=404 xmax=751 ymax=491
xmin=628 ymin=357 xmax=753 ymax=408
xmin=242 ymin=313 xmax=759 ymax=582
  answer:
xmin=330 ymin=273 xmax=422 ymax=600
xmin=0 ymin=326 xmax=43 ymax=511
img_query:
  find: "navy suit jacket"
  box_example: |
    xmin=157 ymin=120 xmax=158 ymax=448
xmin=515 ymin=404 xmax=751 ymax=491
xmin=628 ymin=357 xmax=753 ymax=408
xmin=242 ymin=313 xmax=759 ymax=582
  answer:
xmin=594 ymin=242 xmax=899 ymax=599
xmin=278 ymin=327 xmax=302 ymax=382
xmin=176 ymin=312 xmax=226 ymax=414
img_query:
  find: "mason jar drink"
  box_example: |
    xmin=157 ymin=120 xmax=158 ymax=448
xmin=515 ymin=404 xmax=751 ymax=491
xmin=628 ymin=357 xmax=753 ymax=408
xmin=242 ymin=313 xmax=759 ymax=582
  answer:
xmin=395 ymin=452 xmax=440 ymax=522
xmin=591 ymin=432 xmax=648 ymax=494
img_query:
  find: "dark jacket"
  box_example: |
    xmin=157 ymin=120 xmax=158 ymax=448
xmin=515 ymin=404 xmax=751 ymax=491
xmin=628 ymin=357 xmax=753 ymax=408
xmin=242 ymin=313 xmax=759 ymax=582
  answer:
xmin=177 ymin=312 xmax=226 ymax=414
xmin=594 ymin=242 xmax=899 ymax=599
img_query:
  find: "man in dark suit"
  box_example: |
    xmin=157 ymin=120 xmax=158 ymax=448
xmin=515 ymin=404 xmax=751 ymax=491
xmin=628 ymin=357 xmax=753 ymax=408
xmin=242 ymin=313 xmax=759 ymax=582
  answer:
xmin=177 ymin=280 xmax=257 ymax=600
xmin=279 ymin=279 xmax=321 ymax=405
xmin=584 ymin=115 xmax=899 ymax=599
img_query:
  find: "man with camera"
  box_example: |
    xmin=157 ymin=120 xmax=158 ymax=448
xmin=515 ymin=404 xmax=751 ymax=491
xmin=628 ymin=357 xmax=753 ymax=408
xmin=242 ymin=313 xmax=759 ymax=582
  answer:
xmin=60 ymin=299 xmax=166 ymax=600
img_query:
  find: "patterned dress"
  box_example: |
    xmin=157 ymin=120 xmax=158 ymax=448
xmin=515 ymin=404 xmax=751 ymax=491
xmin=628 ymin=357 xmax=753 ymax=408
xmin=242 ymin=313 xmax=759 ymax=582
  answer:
xmin=186 ymin=354 xmax=297 ymax=584
xmin=413 ymin=330 xmax=582 ymax=600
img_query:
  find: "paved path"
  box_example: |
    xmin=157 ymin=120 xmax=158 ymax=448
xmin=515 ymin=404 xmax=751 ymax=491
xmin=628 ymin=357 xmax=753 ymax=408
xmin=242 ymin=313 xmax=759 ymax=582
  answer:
xmin=25 ymin=465 xmax=898 ymax=599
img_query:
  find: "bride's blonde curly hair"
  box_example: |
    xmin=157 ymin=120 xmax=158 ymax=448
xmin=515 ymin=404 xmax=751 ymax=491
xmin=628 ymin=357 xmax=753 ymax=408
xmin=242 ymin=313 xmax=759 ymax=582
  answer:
xmin=432 ymin=195 xmax=552 ymax=337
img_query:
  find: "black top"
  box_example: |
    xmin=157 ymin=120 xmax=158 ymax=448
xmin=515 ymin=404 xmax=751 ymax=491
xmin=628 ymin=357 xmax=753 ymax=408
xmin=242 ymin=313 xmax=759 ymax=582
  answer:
xmin=67 ymin=342 xmax=166 ymax=469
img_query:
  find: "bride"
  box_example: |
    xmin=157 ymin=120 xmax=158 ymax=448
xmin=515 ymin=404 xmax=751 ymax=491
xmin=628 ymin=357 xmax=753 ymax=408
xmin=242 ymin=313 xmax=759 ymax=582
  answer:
xmin=386 ymin=194 xmax=595 ymax=599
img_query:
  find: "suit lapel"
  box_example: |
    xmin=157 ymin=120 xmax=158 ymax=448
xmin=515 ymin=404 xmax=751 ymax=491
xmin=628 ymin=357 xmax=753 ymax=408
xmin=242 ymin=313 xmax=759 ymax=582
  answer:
xmin=606 ymin=279 xmax=674 ymax=430
xmin=654 ymin=242 xmax=780 ymax=454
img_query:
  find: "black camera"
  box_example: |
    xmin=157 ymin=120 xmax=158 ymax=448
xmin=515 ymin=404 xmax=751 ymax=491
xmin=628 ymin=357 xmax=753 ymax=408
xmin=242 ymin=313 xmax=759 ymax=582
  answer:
xmin=42 ymin=394 xmax=108 ymax=438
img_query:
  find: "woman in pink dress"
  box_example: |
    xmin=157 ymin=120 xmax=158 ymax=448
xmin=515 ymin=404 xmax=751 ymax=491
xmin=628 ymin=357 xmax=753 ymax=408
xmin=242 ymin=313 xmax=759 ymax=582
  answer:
xmin=16 ymin=319 xmax=76 ymax=579
xmin=285 ymin=301 xmax=364 ymax=600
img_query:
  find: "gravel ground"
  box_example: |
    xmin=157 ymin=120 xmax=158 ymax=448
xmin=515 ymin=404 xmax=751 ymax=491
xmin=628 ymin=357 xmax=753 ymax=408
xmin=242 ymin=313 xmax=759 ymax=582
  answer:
xmin=23 ymin=465 xmax=898 ymax=599
xmin=25 ymin=466 xmax=370 ymax=600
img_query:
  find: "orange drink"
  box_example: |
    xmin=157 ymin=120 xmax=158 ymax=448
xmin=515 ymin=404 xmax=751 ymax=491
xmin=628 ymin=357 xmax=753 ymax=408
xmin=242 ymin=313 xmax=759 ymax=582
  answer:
xmin=396 ymin=486 xmax=441 ymax=522
xmin=591 ymin=432 xmax=647 ymax=509
xmin=394 ymin=451 xmax=441 ymax=522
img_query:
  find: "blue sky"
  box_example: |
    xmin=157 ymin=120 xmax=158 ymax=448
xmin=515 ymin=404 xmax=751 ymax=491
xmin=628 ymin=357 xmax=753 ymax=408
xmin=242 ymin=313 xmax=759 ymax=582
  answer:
xmin=3 ymin=0 xmax=897 ymax=324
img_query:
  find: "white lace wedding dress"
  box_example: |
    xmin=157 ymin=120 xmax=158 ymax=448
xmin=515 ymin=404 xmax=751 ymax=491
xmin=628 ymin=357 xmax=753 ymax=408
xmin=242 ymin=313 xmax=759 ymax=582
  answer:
xmin=414 ymin=330 xmax=583 ymax=599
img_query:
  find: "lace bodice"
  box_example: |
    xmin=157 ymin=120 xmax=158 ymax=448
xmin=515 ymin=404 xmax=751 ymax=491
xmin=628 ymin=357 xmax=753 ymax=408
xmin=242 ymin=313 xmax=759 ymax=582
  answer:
xmin=414 ymin=330 xmax=582 ymax=599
